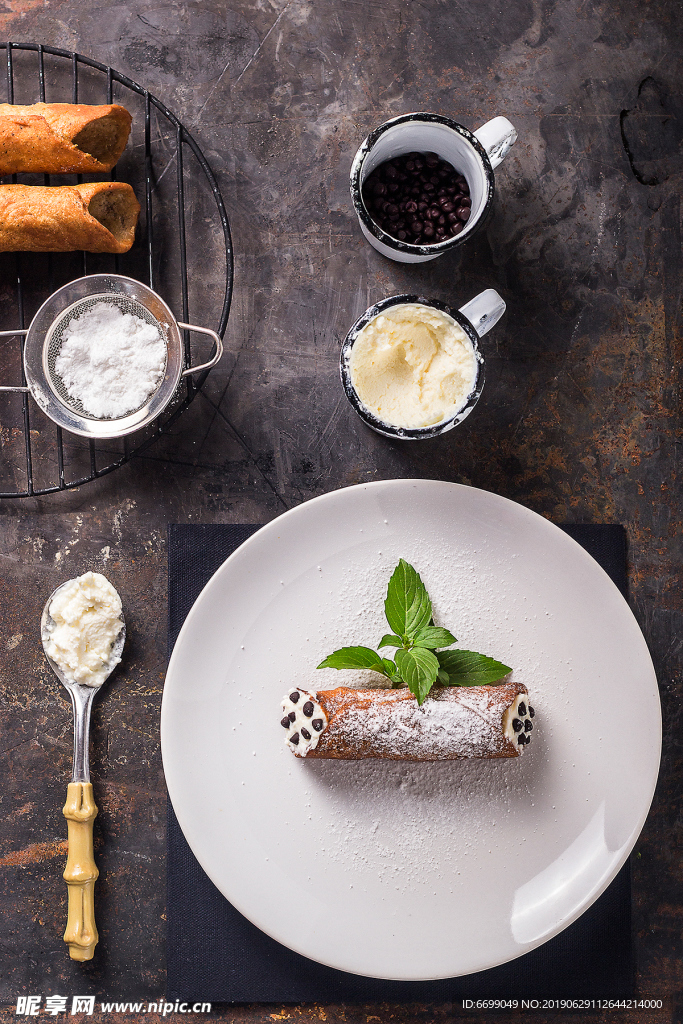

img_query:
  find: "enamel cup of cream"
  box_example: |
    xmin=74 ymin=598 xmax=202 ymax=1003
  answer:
xmin=350 ymin=112 xmax=517 ymax=263
xmin=340 ymin=289 xmax=505 ymax=439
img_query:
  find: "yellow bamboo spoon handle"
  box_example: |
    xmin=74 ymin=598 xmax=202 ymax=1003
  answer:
xmin=62 ymin=781 xmax=99 ymax=961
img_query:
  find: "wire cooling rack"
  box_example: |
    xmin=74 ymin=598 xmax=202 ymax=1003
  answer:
xmin=0 ymin=41 xmax=233 ymax=498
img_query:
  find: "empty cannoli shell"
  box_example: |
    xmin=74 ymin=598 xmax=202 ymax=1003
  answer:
xmin=0 ymin=103 xmax=132 ymax=174
xmin=280 ymin=683 xmax=534 ymax=761
xmin=0 ymin=182 xmax=140 ymax=253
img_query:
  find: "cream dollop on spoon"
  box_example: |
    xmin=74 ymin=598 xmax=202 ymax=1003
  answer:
xmin=41 ymin=572 xmax=125 ymax=961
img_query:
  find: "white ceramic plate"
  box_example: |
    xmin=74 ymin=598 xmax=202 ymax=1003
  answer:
xmin=161 ymin=480 xmax=661 ymax=981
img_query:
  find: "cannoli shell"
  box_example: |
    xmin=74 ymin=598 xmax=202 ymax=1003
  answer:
xmin=0 ymin=103 xmax=132 ymax=174
xmin=0 ymin=182 xmax=140 ymax=253
xmin=297 ymin=683 xmax=530 ymax=761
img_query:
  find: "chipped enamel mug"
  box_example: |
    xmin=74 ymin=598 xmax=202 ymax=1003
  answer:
xmin=340 ymin=288 xmax=506 ymax=440
xmin=350 ymin=112 xmax=517 ymax=264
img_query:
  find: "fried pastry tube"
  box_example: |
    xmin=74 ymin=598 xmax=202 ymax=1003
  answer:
xmin=0 ymin=182 xmax=140 ymax=253
xmin=280 ymin=683 xmax=534 ymax=760
xmin=0 ymin=103 xmax=131 ymax=174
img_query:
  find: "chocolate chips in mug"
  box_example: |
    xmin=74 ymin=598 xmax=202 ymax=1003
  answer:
xmin=361 ymin=152 xmax=471 ymax=245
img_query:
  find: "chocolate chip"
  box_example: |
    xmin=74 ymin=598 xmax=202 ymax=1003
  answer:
xmin=281 ymin=717 xmax=291 ymax=729
xmin=529 ymin=706 xmax=535 ymax=718
xmin=524 ymin=720 xmax=533 ymax=732
xmin=290 ymin=691 xmax=300 ymax=703
xmin=301 ymin=728 xmax=311 ymax=740
xmin=512 ymin=718 xmax=523 ymax=732
xmin=303 ymin=701 xmax=314 ymax=717
xmin=517 ymin=734 xmax=525 ymax=745
xmin=288 ymin=711 xmax=296 ymax=722
xmin=312 ymin=719 xmax=324 ymax=731
xmin=518 ymin=702 xmax=527 ymax=717
xmin=290 ymin=732 xmax=300 ymax=745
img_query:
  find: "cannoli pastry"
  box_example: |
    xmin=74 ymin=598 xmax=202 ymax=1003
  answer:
xmin=0 ymin=182 xmax=140 ymax=253
xmin=280 ymin=683 xmax=534 ymax=761
xmin=0 ymin=103 xmax=132 ymax=174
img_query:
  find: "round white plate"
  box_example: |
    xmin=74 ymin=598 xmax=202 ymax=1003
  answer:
xmin=161 ymin=480 xmax=661 ymax=981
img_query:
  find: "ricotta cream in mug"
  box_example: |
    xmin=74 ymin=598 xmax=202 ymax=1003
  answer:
xmin=348 ymin=303 xmax=477 ymax=429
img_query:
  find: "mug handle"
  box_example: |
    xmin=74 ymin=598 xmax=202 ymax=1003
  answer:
xmin=473 ymin=116 xmax=517 ymax=169
xmin=459 ymin=289 xmax=506 ymax=337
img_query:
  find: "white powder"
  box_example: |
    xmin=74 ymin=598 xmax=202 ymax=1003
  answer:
xmin=55 ymin=301 xmax=166 ymax=418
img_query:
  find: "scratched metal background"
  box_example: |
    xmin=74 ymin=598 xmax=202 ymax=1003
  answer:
xmin=0 ymin=1 xmax=681 ymax=1022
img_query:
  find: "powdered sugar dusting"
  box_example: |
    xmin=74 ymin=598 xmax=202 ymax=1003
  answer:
xmin=310 ymin=684 xmax=527 ymax=760
xmin=342 ymin=694 xmax=495 ymax=758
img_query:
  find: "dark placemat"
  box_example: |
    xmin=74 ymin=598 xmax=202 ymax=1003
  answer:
xmin=166 ymin=522 xmax=632 ymax=1003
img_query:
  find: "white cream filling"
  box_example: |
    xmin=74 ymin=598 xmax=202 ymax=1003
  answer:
xmin=281 ymin=689 xmax=328 ymax=756
xmin=45 ymin=571 xmax=123 ymax=687
xmin=501 ymin=692 xmax=535 ymax=750
xmin=349 ymin=303 xmax=477 ymax=428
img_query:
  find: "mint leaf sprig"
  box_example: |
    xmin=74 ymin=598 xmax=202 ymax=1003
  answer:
xmin=316 ymin=558 xmax=511 ymax=706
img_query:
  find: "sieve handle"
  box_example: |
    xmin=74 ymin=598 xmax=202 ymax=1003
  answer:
xmin=178 ymin=322 xmax=223 ymax=377
xmin=0 ymin=329 xmax=29 ymax=392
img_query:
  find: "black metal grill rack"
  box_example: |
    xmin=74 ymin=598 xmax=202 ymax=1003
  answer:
xmin=0 ymin=41 xmax=233 ymax=498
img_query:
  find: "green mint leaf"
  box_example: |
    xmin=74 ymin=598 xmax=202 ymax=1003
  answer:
xmin=384 ymin=559 xmax=432 ymax=640
xmin=412 ymin=626 xmax=457 ymax=650
xmin=317 ymin=646 xmax=389 ymax=676
xmin=436 ymin=650 xmax=512 ymax=687
xmin=437 ymin=668 xmax=450 ymax=686
xmin=394 ymin=647 xmax=439 ymax=705
xmin=378 ymin=634 xmax=403 ymax=649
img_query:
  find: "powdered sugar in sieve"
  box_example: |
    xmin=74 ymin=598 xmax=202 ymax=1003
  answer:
xmin=46 ymin=295 xmax=168 ymax=420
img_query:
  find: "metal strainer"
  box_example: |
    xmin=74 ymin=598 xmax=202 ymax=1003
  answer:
xmin=0 ymin=274 xmax=223 ymax=439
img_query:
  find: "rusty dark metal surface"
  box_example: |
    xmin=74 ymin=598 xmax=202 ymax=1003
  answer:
xmin=0 ymin=1 xmax=681 ymax=1022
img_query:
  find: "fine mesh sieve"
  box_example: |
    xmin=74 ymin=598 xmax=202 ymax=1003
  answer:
xmin=0 ymin=274 xmax=222 ymax=439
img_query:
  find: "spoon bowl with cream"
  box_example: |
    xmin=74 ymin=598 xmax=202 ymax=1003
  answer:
xmin=41 ymin=571 xmax=125 ymax=962
xmin=340 ymin=290 xmax=505 ymax=439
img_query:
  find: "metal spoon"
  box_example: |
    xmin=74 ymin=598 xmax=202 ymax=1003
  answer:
xmin=41 ymin=580 xmax=125 ymax=961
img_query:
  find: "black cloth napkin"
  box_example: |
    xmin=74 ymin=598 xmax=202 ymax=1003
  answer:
xmin=167 ymin=523 xmax=632 ymax=1003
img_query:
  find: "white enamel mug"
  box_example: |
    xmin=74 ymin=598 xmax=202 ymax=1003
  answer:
xmin=340 ymin=288 xmax=506 ymax=440
xmin=350 ymin=112 xmax=517 ymax=264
